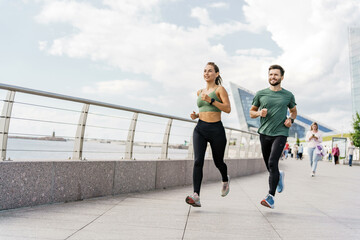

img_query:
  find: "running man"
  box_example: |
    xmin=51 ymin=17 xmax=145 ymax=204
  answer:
xmin=249 ymin=65 xmax=297 ymax=209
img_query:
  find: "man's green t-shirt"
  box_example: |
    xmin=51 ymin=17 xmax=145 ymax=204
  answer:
xmin=252 ymin=88 xmax=296 ymax=137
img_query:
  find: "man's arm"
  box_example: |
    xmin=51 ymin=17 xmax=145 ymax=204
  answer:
xmin=250 ymin=105 xmax=267 ymax=118
xmin=289 ymin=106 xmax=297 ymax=121
xmin=284 ymin=106 xmax=297 ymax=127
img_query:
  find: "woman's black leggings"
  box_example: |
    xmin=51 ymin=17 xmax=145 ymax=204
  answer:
xmin=259 ymin=134 xmax=287 ymax=196
xmin=193 ymin=120 xmax=228 ymax=195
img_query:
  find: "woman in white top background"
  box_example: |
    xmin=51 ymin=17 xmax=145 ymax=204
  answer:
xmin=306 ymin=122 xmax=322 ymax=177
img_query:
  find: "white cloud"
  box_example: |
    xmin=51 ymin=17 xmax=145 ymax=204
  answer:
xmin=34 ymin=0 xmax=360 ymax=131
xmin=38 ymin=41 xmax=47 ymax=51
xmin=36 ymin=1 xmax=250 ymax=90
xmin=209 ymin=2 xmax=229 ymax=9
xmin=82 ymin=80 xmax=149 ymax=94
xmin=130 ymin=95 xmax=174 ymax=107
xmin=241 ymin=0 xmax=360 ymax=131
xmin=191 ymin=7 xmax=212 ymax=26
xmin=236 ymin=48 xmax=272 ymax=57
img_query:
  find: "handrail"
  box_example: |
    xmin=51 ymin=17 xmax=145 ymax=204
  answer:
xmin=0 ymin=83 xmax=257 ymax=135
xmin=0 ymin=83 xmax=260 ymax=161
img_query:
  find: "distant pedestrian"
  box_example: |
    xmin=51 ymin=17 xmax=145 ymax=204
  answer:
xmin=332 ymin=144 xmax=340 ymax=164
xmin=347 ymin=141 xmax=355 ymax=167
xmin=284 ymin=141 xmax=290 ymax=159
xmin=298 ymin=144 xmax=304 ymax=160
xmin=323 ymin=145 xmax=328 ymax=160
xmin=250 ymin=64 xmax=297 ymax=209
xmin=185 ymin=62 xmax=231 ymax=208
xmin=306 ymin=122 xmax=322 ymax=177
xmin=328 ymin=146 xmax=332 ymax=161
xmin=293 ymin=144 xmax=299 ymax=159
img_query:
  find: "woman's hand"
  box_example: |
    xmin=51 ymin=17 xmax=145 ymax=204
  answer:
xmin=190 ymin=111 xmax=198 ymax=120
xmin=309 ymin=135 xmax=318 ymax=141
xmin=200 ymin=92 xmax=211 ymax=103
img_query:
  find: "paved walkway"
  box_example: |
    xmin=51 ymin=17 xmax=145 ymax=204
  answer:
xmin=0 ymin=157 xmax=359 ymax=240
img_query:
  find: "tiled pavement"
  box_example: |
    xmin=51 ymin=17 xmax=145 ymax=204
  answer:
xmin=0 ymin=157 xmax=359 ymax=240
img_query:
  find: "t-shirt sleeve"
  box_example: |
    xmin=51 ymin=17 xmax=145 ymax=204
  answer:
xmin=288 ymin=93 xmax=296 ymax=109
xmin=252 ymin=92 xmax=260 ymax=107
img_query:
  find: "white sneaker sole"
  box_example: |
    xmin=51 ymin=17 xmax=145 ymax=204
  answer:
xmin=221 ymin=175 xmax=230 ymax=197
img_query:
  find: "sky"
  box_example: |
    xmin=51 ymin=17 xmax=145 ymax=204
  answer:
xmin=1 ymin=0 xmax=360 ymax=134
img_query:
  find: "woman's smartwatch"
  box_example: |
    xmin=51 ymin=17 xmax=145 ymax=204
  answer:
xmin=210 ymin=98 xmax=215 ymax=105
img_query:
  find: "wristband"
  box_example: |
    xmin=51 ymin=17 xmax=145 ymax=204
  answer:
xmin=210 ymin=98 xmax=215 ymax=105
xmin=289 ymin=117 xmax=294 ymax=123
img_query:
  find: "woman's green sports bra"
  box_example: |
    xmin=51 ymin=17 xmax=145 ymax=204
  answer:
xmin=197 ymin=88 xmax=222 ymax=112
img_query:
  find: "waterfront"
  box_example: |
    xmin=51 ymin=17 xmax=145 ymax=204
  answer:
xmin=6 ymin=138 xmax=189 ymax=161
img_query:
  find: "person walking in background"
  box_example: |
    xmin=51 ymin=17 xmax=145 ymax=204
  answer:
xmin=332 ymin=144 xmax=340 ymax=164
xmin=185 ymin=62 xmax=231 ymax=207
xmin=328 ymin=146 xmax=332 ymax=161
xmin=250 ymin=64 xmax=297 ymax=209
xmin=298 ymin=144 xmax=304 ymax=160
xmin=306 ymin=122 xmax=322 ymax=177
xmin=293 ymin=144 xmax=299 ymax=160
xmin=323 ymin=145 xmax=328 ymax=161
xmin=347 ymin=141 xmax=355 ymax=167
xmin=283 ymin=141 xmax=290 ymax=159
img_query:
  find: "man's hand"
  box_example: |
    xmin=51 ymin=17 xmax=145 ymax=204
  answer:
xmin=284 ymin=118 xmax=292 ymax=128
xmin=259 ymin=108 xmax=267 ymax=117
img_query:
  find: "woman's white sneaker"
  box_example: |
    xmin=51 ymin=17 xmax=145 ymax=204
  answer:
xmin=221 ymin=175 xmax=230 ymax=197
xmin=186 ymin=193 xmax=201 ymax=207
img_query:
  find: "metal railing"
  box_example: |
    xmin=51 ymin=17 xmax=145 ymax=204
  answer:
xmin=0 ymin=83 xmax=261 ymax=161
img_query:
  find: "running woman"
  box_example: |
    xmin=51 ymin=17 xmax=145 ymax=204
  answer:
xmin=185 ymin=62 xmax=231 ymax=207
xmin=250 ymin=65 xmax=297 ymax=209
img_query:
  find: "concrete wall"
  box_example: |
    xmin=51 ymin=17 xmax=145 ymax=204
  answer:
xmin=0 ymin=158 xmax=266 ymax=210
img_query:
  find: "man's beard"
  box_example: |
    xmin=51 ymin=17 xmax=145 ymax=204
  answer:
xmin=269 ymin=79 xmax=281 ymax=86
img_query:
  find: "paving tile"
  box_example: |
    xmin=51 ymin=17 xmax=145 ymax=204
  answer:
xmin=0 ymin=157 xmax=359 ymax=240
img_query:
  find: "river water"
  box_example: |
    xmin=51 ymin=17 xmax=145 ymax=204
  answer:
xmin=6 ymin=138 xmax=189 ymax=161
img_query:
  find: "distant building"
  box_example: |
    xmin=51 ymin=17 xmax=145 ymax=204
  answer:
xmin=229 ymin=82 xmax=335 ymax=139
xmin=349 ymin=27 xmax=360 ymax=115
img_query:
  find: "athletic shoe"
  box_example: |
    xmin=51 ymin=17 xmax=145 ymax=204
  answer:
xmin=311 ymin=171 xmax=315 ymax=177
xmin=221 ymin=175 xmax=230 ymax=197
xmin=276 ymin=170 xmax=284 ymax=193
xmin=185 ymin=193 xmax=201 ymax=207
xmin=260 ymin=194 xmax=274 ymax=209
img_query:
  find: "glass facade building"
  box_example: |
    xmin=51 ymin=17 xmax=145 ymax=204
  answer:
xmin=229 ymin=82 xmax=334 ymax=139
xmin=349 ymin=27 xmax=360 ymax=115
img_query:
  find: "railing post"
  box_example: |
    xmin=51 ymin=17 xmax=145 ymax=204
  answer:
xmin=251 ymin=137 xmax=256 ymax=158
xmin=73 ymin=104 xmax=90 ymax=160
xmin=187 ymin=133 xmax=194 ymax=160
xmin=125 ymin=113 xmax=138 ymax=160
xmin=0 ymin=91 xmax=15 ymax=161
xmin=256 ymin=137 xmax=261 ymax=157
xmin=161 ymin=119 xmax=172 ymax=160
xmin=235 ymin=132 xmax=242 ymax=159
xmin=224 ymin=130 xmax=232 ymax=159
xmin=245 ymin=134 xmax=251 ymax=158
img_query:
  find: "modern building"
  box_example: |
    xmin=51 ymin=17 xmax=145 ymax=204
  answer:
xmin=349 ymin=27 xmax=360 ymax=115
xmin=229 ymin=82 xmax=336 ymax=139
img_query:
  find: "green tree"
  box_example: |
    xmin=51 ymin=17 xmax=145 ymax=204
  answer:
xmin=350 ymin=112 xmax=360 ymax=147
xmin=296 ymin=137 xmax=300 ymax=146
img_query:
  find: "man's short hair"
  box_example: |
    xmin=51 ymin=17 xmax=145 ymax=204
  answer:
xmin=269 ymin=65 xmax=285 ymax=76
